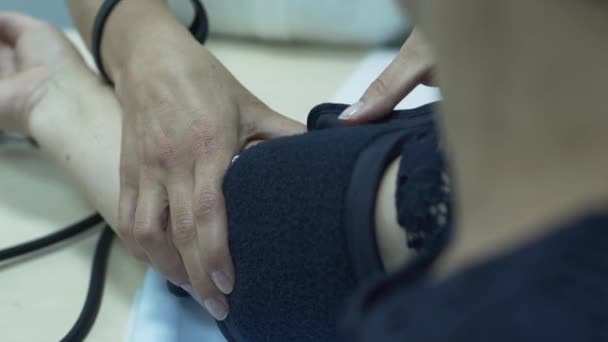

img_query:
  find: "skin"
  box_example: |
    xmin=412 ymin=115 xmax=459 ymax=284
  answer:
xmin=63 ymin=0 xmax=436 ymax=314
xmin=0 ymin=13 xmax=413 ymax=318
xmin=401 ymin=0 xmax=608 ymax=278
xmin=6 ymin=0 xmax=606 ymax=329
xmin=339 ymin=27 xmax=435 ymax=123
xmin=64 ymin=0 xmax=305 ymax=319
xmin=61 ymin=0 xmax=431 ymax=316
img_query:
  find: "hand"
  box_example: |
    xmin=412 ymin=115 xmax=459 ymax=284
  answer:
xmin=113 ymin=33 xmax=304 ymax=319
xmin=338 ymin=28 xmax=434 ymax=124
xmin=0 ymin=13 xmax=86 ymax=134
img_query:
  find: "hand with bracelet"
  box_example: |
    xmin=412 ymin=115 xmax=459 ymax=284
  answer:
xmin=66 ymin=0 xmax=303 ymax=320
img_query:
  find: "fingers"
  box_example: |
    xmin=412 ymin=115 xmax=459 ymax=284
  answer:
xmin=253 ymin=111 xmax=306 ymax=138
xmin=0 ymin=41 xmax=16 ymax=78
xmin=241 ymin=101 xmax=306 ymax=141
xmin=338 ymin=28 xmax=434 ymax=124
xmin=133 ymin=178 xmax=188 ymax=284
xmin=187 ymin=120 xmax=236 ymax=318
xmin=0 ymin=74 xmax=19 ymax=116
xmin=116 ymin=184 xmax=149 ymax=261
xmin=0 ymin=70 xmax=44 ymax=132
xmin=117 ymin=122 xmax=150 ymax=261
xmin=167 ymin=172 xmax=229 ymax=321
xmin=0 ymin=12 xmax=38 ymax=45
xmin=193 ymin=162 xmax=234 ymax=296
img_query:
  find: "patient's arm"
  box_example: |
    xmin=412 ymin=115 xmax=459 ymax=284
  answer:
xmin=27 ymin=68 xmax=123 ymax=229
xmin=376 ymin=158 xmax=411 ymax=271
xmin=5 ymin=32 xmax=411 ymax=272
xmin=27 ymin=76 xmax=410 ymax=269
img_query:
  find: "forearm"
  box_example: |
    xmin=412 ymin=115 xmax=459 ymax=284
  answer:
xmin=26 ymin=87 xmax=409 ymax=272
xmin=27 ymin=70 xmax=123 ymax=228
xmin=65 ymin=0 xmax=193 ymax=83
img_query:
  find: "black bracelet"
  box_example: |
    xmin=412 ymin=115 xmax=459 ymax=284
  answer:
xmin=188 ymin=0 xmax=209 ymax=45
xmin=91 ymin=0 xmax=122 ymax=86
xmin=92 ymin=0 xmax=210 ymax=86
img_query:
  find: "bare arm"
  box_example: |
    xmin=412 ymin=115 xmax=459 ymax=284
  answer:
xmin=62 ymin=0 xmax=304 ymax=309
xmin=376 ymin=157 xmax=413 ymax=272
xmin=26 ymin=66 xmax=412 ymax=272
xmin=65 ymin=0 xmax=189 ymax=83
xmin=27 ymin=58 xmax=123 ymax=229
xmin=0 ymin=19 xmax=412 ymax=324
xmin=11 ymin=38 xmax=411 ymax=276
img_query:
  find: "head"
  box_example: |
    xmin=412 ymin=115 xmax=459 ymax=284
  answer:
xmin=397 ymin=0 xmax=608 ymax=192
xmin=395 ymin=0 xmax=608 ymax=239
xmin=394 ymin=0 xmax=608 ymax=278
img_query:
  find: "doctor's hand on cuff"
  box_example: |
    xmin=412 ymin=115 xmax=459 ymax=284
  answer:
xmin=339 ymin=28 xmax=435 ymax=124
xmin=113 ymin=29 xmax=304 ymax=320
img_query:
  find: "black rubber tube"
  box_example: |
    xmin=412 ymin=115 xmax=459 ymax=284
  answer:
xmin=0 ymin=214 xmax=103 ymax=261
xmin=60 ymin=226 xmax=115 ymax=342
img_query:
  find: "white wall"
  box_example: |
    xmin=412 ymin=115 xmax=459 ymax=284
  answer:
xmin=0 ymin=0 xmax=72 ymax=28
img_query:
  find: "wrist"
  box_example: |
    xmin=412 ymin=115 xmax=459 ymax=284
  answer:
xmin=116 ymin=39 xmax=223 ymax=95
xmin=28 ymin=64 xmax=103 ymax=135
xmin=101 ymin=0 xmax=191 ymax=83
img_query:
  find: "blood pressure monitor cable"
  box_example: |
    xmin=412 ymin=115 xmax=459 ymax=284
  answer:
xmin=0 ymin=135 xmax=110 ymax=342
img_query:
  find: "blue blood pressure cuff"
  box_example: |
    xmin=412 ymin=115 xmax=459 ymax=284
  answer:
xmin=218 ymin=102 xmax=450 ymax=342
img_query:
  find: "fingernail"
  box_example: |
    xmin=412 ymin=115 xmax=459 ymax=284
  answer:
xmin=212 ymin=271 xmax=234 ymax=295
xmin=191 ymin=291 xmax=204 ymax=306
xmin=338 ymin=101 xmax=364 ymax=120
xmin=204 ymin=297 xmax=229 ymax=321
xmin=181 ymin=284 xmax=194 ymax=295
